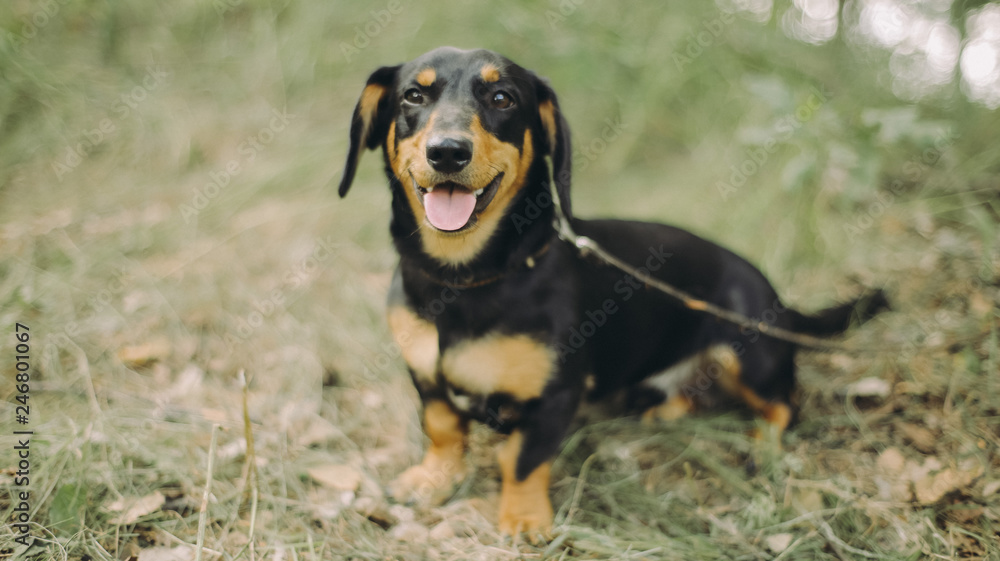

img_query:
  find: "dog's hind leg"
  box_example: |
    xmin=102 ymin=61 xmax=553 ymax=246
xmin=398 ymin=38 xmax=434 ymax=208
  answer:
xmin=710 ymin=345 xmax=794 ymax=441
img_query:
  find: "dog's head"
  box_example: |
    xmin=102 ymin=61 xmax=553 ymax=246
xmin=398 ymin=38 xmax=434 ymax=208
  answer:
xmin=338 ymin=47 xmax=571 ymax=265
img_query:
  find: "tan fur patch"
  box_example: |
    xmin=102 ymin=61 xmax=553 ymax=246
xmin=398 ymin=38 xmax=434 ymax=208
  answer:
xmin=358 ymin=84 xmax=387 ymax=144
xmin=496 ymin=430 xmax=553 ymax=537
xmin=640 ymin=344 xmax=789 ymax=436
xmin=391 ymin=112 xmax=436 ymax=176
xmin=538 ymin=99 xmax=557 ymax=153
xmin=709 ymin=346 xmax=792 ymax=437
xmin=391 ymin=111 xmax=436 ymax=244
xmin=387 ymin=121 xmax=396 ymax=161
xmin=424 ymin=400 xmax=467 ymax=455
xmin=480 ymin=63 xmax=500 ymax=83
xmin=749 ymin=399 xmax=792 ymax=441
xmin=440 ymin=333 xmax=553 ymax=401
xmin=416 ymin=67 xmax=436 ymax=86
xmin=390 ymin=400 xmax=468 ymax=504
xmin=386 ymin=305 xmax=439 ymax=385
xmin=642 ymin=393 xmax=694 ymax=424
xmin=706 ymin=345 xmax=741 ymax=374
xmin=761 ymin=402 xmax=792 ymax=432
xmin=389 ymin=111 xmax=535 ymax=266
xmin=706 ymin=344 xmax=742 ymax=396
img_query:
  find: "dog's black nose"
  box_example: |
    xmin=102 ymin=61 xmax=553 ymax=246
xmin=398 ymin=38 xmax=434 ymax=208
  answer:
xmin=426 ymin=137 xmax=472 ymax=173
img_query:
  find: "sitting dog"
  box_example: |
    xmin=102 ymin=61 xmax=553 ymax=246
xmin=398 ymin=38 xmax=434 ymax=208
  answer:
xmin=338 ymin=46 xmax=886 ymax=537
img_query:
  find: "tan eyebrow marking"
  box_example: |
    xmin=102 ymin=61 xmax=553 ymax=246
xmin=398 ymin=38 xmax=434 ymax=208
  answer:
xmin=480 ymin=63 xmax=500 ymax=83
xmin=416 ymin=67 xmax=436 ymax=86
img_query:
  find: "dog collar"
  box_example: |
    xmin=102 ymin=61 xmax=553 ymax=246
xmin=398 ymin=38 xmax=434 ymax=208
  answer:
xmin=416 ymin=242 xmax=551 ymax=290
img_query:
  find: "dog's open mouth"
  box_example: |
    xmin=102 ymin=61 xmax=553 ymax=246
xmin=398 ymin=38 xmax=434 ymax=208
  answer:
xmin=413 ymin=172 xmax=503 ymax=232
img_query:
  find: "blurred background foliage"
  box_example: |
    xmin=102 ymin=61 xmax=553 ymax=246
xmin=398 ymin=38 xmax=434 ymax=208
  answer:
xmin=2 ymin=0 xmax=998 ymax=283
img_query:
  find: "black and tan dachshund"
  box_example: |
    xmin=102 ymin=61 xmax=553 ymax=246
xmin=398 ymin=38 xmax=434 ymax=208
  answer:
xmin=338 ymin=46 xmax=886 ymax=537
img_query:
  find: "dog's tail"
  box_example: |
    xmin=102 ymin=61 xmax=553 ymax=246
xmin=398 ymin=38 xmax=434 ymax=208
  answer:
xmin=789 ymin=289 xmax=889 ymax=337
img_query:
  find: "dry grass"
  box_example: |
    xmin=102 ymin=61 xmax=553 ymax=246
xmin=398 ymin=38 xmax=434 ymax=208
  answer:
xmin=2 ymin=1 xmax=999 ymax=560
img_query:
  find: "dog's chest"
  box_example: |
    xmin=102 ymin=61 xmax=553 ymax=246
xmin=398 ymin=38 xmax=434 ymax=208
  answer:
xmin=438 ymin=333 xmax=556 ymax=407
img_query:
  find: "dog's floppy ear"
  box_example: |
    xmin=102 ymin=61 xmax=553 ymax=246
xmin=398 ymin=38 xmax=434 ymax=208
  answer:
xmin=534 ymin=75 xmax=573 ymax=219
xmin=338 ymin=64 xmax=400 ymax=198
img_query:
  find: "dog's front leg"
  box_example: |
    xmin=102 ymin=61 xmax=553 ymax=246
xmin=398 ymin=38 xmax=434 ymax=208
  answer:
xmin=496 ymin=386 xmax=578 ymax=541
xmin=497 ymin=430 xmax=553 ymax=540
xmin=390 ymin=399 xmax=468 ymax=505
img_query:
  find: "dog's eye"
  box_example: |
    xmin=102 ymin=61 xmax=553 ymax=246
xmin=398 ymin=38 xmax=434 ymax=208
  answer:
xmin=403 ymin=89 xmax=424 ymax=105
xmin=491 ymin=91 xmax=514 ymax=109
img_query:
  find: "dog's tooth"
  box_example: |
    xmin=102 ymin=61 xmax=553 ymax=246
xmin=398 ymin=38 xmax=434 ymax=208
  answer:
xmin=425 ymin=186 xmax=434 ymax=193
xmin=474 ymin=188 xmax=484 ymax=197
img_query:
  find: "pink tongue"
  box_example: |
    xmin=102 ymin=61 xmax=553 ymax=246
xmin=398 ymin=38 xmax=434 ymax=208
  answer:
xmin=424 ymin=187 xmax=477 ymax=231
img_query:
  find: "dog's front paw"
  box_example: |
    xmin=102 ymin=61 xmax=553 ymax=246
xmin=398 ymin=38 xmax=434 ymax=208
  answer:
xmin=498 ymin=494 xmax=553 ymax=543
xmin=389 ymin=457 xmax=466 ymax=506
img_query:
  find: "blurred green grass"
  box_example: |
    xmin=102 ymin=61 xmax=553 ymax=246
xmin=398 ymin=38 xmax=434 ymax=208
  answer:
xmin=1 ymin=1 xmax=999 ymax=559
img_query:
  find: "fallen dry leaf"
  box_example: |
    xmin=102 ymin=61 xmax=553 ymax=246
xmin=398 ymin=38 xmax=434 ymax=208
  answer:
xmin=846 ymin=377 xmax=891 ymax=398
xmin=429 ymin=520 xmax=456 ymax=540
xmin=874 ymin=475 xmax=912 ymax=502
xmin=294 ymin=416 xmax=340 ymax=448
xmin=874 ymin=451 xmax=983 ymax=503
xmin=877 ymin=447 xmax=906 ymax=475
xmin=946 ymin=503 xmax=985 ymax=524
xmin=915 ymin=468 xmax=963 ymax=504
xmin=968 ymin=291 xmax=992 ymax=318
xmin=898 ymin=422 xmax=936 ymax=454
xmin=107 ymin=491 xmax=166 ymax=524
xmin=764 ymin=532 xmax=794 ymax=553
xmin=906 ymin=457 xmax=943 ymax=484
xmin=914 ymin=462 xmax=984 ymax=505
xmin=875 ymin=449 xmax=911 ymax=501
xmin=308 ymin=464 xmax=362 ymax=492
xmin=390 ymin=520 xmax=429 ymax=541
xmin=118 ymin=339 xmax=171 ymax=368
